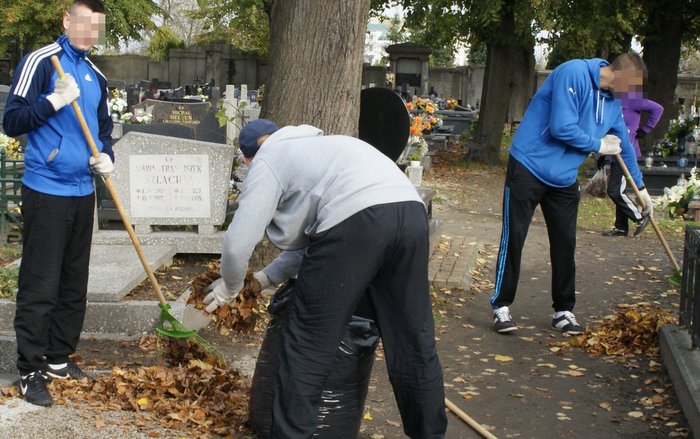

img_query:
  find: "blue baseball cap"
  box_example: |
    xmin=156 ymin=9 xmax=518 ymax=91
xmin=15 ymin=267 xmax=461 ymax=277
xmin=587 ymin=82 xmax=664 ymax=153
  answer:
xmin=239 ymin=119 xmax=279 ymax=158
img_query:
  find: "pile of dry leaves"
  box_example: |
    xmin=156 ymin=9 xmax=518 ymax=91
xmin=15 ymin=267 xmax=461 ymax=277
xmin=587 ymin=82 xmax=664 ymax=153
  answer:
xmin=52 ymin=360 xmax=249 ymax=436
xmin=187 ymin=262 xmax=263 ymax=335
xmin=558 ymin=303 xmax=677 ymax=357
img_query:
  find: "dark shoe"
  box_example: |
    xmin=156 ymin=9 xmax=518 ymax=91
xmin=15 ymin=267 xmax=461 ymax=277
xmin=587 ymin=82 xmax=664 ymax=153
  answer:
xmin=552 ymin=311 xmax=584 ymax=335
xmin=493 ymin=306 xmax=517 ymax=333
xmin=602 ymin=228 xmax=627 ymax=237
xmin=633 ymin=215 xmax=650 ymax=237
xmin=46 ymin=359 xmax=87 ymax=380
xmin=19 ymin=371 xmax=53 ymax=407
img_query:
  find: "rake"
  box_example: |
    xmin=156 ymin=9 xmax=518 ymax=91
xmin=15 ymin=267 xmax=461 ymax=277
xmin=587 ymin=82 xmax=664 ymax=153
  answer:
xmin=50 ymin=56 xmax=224 ymax=366
xmin=614 ymin=154 xmax=682 ymax=286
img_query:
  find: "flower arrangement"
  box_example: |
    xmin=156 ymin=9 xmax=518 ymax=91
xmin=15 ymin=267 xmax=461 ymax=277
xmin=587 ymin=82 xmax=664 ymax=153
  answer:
xmin=655 ymin=167 xmax=700 ymax=218
xmin=666 ymin=118 xmax=697 ymax=146
xmin=108 ymin=88 xmax=128 ymax=118
xmin=119 ymin=111 xmax=153 ymax=124
xmin=0 ymin=133 xmax=22 ymax=159
xmin=437 ymin=97 xmax=458 ymax=110
xmin=184 ymin=87 xmax=209 ymax=102
xmin=406 ymin=97 xmax=442 ymax=135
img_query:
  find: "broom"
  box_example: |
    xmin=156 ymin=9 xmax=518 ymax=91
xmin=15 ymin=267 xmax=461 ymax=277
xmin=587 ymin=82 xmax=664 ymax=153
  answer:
xmin=50 ymin=56 xmax=224 ymax=366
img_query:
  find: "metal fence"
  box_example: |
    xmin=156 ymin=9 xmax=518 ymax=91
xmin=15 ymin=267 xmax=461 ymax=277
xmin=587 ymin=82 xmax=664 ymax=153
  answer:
xmin=680 ymin=226 xmax=700 ymax=348
xmin=0 ymin=149 xmax=23 ymax=241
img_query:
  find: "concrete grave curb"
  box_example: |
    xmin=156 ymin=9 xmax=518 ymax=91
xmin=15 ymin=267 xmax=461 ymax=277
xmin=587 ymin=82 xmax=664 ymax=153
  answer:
xmin=660 ymin=324 xmax=700 ymax=439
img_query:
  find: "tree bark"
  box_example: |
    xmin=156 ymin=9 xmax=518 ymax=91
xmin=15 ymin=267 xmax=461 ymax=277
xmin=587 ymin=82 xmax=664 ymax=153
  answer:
xmin=262 ymin=0 xmax=370 ymax=136
xmin=468 ymin=0 xmax=518 ymax=165
xmin=508 ymin=43 xmax=535 ymax=126
xmin=641 ymin=2 xmax=685 ymax=147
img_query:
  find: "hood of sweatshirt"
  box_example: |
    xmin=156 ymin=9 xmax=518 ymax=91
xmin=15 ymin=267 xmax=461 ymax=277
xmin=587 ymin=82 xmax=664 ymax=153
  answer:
xmin=264 ymin=125 xmax=324 ymax=146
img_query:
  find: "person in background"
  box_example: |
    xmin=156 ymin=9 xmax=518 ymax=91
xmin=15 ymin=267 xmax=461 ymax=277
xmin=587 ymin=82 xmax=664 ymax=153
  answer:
xmin=602 ymin=79 xmax=664 ymax=237
xmin=2 ymin=0 xmax=113 ymax=407
xmin=490 ymin=53 xmax=653 ymax=335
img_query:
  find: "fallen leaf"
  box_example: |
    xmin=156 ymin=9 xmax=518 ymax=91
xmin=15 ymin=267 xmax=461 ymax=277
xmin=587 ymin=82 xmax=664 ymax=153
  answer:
xmin=494 ymin=355 xmax=513 ymax=362
xmin=628 ymin=411 xmax=644 ymax=419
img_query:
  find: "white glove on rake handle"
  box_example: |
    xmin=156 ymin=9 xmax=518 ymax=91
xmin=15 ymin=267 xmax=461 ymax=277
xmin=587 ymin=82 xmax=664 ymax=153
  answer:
xmin=46 ymin=73 xmax=80 ymax=111
xmin=598 ymin=135 xmax=622 ymax=155
xmin=89 ymin=153 xmax=114 ymax=176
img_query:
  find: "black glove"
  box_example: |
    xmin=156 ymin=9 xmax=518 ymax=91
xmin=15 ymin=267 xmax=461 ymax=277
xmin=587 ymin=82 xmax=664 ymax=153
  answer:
xmin=636 ymin=129 xmax=648 ymax=140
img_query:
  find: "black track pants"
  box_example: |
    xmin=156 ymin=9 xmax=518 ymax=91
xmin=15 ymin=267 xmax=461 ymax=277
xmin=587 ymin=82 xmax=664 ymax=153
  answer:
xmin=271 ymin=201 xmax=447 ymax=439
xmin=14 ymin=185 xmax=94 ymax=373
xmin=606 ymin=161 xmax=642 ymax=231
xmin=491 ymin=155 xmax=580 ymax=312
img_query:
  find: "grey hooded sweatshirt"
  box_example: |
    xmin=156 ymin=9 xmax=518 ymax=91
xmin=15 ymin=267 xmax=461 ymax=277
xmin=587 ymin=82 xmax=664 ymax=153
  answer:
xmin=220 ymin=124 xmax=423 ymax=292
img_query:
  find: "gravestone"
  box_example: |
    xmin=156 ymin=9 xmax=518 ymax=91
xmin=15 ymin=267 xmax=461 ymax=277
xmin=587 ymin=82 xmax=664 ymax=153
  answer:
xmin=129 ymin=99 xmax=226 ymax=144
xmin=0 ymin=84 xmax=9 ymax=133
xmin=93 ymin=131 xmax=235 ymax=253
xmin=137 ymin=99 xmax=210 ymax=126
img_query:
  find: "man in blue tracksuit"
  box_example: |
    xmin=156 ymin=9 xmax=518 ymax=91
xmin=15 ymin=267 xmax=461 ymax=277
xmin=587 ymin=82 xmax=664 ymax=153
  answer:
xmin=490 ymin=54 xmax=653 ymax=335
xmin=3 ymin=0 xmax=113 ymax=406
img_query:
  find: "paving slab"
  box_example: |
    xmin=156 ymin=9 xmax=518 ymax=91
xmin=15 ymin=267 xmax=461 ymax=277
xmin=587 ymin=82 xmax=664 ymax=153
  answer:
xmin=87 ymin=244 xmax=176 ymax=302
xmin=428 ymin=218 xmax=486 ymax=290
xmin=660 ymin=324 xmax=700 ymax=439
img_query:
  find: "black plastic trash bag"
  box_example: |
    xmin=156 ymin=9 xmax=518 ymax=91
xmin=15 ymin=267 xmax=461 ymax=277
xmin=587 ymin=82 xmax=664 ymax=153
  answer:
xmin=248 ymin=279 xmax=380 ymax=438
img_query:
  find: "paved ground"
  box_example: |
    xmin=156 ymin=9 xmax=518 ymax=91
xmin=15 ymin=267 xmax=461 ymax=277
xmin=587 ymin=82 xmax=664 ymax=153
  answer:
xmin=359 ymin=207 xmax=691 ymax=438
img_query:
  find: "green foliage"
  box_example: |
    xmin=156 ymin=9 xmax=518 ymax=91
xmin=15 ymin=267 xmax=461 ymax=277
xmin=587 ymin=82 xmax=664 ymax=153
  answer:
xmin=0 ymin=265 xmax=19 ymax=300
xmin=0 ymin=0 xmax=161 ymax=55
xmin=191 ymin=0 xmax=270 ymax=57
xmin=540 ymin=0 xmax=640 ymax=69
xmin=146 ymin=25 xmax=185 ymax=61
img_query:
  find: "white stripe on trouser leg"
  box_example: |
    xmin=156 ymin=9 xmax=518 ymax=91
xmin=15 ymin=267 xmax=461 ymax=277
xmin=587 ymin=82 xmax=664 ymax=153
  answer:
xmin=619 ymin=175 xmax=642 ymax=221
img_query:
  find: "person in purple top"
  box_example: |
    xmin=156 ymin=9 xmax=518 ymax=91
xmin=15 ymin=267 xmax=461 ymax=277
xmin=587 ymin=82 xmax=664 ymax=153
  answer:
xmin=602 ymin=77 xmax=664 ymax=237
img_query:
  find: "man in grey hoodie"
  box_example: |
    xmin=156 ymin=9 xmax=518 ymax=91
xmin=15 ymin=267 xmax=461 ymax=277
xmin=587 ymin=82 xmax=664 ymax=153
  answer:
xmin=204 ymin=119 xmax=447 ymax=438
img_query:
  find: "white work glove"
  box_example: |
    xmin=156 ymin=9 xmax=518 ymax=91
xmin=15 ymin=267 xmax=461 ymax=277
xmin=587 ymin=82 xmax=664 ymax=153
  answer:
xmin=253 ymin=271 xmax=272 ymax=289
xmin=46 ymin=73 xmax=80 ymax=111
xmin=89 ymin=153 xmax=114 ymax=176
xmin=203 ymin=278 xmax=242 ymax=313
xmin=638 ymin=188 xmax=654 ymax=217
xmin=598 ymin=135 xmax=622 ymax=155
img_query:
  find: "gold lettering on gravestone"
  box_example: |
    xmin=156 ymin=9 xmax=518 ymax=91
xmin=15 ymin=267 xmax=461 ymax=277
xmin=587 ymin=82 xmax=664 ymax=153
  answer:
xmin=129 ymin=154 xmax=211 ymax=218
xmin=165 ymin=105 xmax=200 ymax=125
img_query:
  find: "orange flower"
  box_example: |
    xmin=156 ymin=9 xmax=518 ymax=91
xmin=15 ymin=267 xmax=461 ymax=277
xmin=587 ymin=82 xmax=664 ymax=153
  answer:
xmin=406 ymin=102 xmax=414 ymax=110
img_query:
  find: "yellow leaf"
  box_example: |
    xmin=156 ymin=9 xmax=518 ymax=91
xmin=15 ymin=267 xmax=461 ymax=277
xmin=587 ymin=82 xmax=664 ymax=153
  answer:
xmin=363 ymin=412 xmax=373 ymax=421
xmin=628 ymin=411 xmax=644 ymax=418
xmin=599 ymin=402 xmax=612 ymax=411
xmin=136 ymin=397 xmax=149 ymax=406
xmin=494 ymin=355 xmax=513 ymax=362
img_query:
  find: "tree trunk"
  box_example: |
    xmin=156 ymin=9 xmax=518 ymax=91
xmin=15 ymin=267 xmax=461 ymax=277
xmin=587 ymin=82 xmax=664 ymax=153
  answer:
xmin=262 ymin=0 xmax=370 ymax=136
xmin=508 ymin=43 xmax=535 ymax=126
xmin=641 ymin=3 xmax=685 ymax=147
xmin=468 ymin=0 xmax=516 ymax=165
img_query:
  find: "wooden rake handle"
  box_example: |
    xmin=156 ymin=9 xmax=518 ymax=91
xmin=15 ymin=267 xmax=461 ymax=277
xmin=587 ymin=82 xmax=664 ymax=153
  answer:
xmin=50 ymin=55 xmax=168 ymax=306
xmin=613 ymin=154 xmax=681 ymax=272
xmin=445 ymin=397 xmax=500 ymax=439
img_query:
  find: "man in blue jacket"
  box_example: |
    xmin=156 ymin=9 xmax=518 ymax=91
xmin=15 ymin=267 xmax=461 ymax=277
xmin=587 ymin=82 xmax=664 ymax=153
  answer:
xmin=3 ymin=0 xmax=113 ymax=406
xmin=490 ymin=54 xmax=653 ymax=335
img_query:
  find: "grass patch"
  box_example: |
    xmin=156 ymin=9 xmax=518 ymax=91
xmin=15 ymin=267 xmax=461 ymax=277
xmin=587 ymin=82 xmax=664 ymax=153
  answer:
xmin=0 ymin=244 xmax=21 ymax=265
xmin=0 ymin=265 xmax=19 ymax=299
xmin=578 ymin=195 xmax=691 ymax=238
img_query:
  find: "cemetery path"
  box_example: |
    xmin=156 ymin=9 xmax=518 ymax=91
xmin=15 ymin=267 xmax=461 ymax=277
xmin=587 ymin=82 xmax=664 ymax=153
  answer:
xmin=357 ymin=158 xmax=690 ymax=438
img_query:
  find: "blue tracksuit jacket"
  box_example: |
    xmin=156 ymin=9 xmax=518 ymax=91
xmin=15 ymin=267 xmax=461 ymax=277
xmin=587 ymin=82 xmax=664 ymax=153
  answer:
xmin=510 ymin=58 xmax=644 ymax=189
xmin=3 ymin=34 xmax=114 ymax=197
